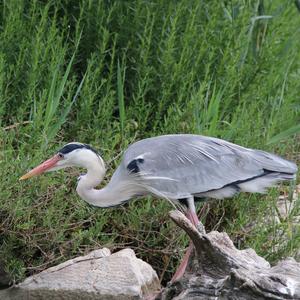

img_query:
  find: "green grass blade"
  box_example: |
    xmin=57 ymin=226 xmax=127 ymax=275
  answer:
xmin=44 ymin=65 xmax=59 ymax=130
xmin=268 ymin=124 xmax=300 ymax=144
xmin=47 ymin=72 xmax=87 ymax=141
xmin=117 ymin=59 xmax=126 ymax=138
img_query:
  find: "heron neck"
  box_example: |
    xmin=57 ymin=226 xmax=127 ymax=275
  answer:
xmin=75 ymin=158 xmax=128 ymax=207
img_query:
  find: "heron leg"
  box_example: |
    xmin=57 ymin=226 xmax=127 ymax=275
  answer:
xmin=170 ymin=242 xmax=194 ymax=283
xmin=185 ymin=198 xmax=200 ymax=226
xmin=171 ymin=197 xmax=199 ymax=283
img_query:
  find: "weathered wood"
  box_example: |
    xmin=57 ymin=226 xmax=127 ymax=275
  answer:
xmin=160 ymin=210 xmax=300 ymax=300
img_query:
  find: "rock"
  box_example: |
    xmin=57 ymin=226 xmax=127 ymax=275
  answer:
xmin=160 ymin=210 xmax=300 ymax=300
xmin=0 ymin=248 xmax=160 ymax=300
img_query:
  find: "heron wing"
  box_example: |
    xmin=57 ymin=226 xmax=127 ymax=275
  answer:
xmin=119 ymin=134 xmax=297 ymax=200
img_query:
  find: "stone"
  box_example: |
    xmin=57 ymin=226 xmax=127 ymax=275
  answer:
xmin=0 ymin=248 xmax=160 ymax=300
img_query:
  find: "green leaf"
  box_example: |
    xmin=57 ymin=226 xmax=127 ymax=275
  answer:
xmin=268 ymin=124 xmax=300 ymax=144
xmin=117 ymin=59 xmax=126 ymax=137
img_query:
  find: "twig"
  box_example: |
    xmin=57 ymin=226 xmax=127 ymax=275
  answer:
xmin=3 ymin=121 xmax=32 ymax=131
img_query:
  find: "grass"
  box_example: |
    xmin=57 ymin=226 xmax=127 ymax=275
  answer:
xmin=0 ymin=0 xmax=299 ymax=285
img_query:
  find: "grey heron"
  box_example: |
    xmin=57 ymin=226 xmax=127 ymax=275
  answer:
xmin=20 ymin=134 xmax=298 ymax=281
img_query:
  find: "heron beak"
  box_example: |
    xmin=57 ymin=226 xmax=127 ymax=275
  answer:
xmin=19 ymin=154 xmax=61 ymax=180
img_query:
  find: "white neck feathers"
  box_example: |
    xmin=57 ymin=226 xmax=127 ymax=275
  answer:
xmin=75 ymin=153 xmax=131 ymax=207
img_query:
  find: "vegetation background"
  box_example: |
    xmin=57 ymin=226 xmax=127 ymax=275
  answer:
xmin=0 ymin=0 xmax=299 ymax=285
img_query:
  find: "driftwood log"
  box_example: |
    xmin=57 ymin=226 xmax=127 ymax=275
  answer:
xmin=160 ymin=210 xmax=300 ymax=300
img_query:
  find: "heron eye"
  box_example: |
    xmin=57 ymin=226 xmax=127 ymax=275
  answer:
xmin=58 ymin=153 xmax=64 ymax=159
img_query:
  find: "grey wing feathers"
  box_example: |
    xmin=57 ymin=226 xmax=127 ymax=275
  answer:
xmin=120 ymin=135 xmax=297 ymax=200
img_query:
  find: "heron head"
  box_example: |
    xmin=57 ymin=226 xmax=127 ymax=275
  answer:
xmin=20 ymin=142 xmax=102 ymax=180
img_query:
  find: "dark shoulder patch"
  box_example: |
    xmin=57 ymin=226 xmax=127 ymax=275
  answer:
xmin=127 ymin=158 xmax=144 ymax=174
xmin=59 ymin=143 xmax=100 ymax=155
